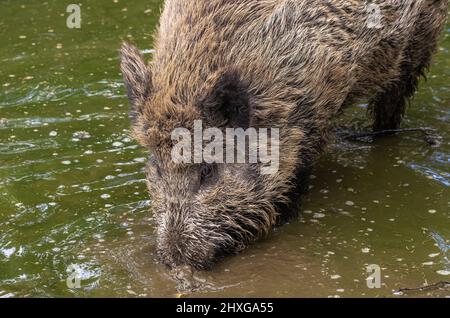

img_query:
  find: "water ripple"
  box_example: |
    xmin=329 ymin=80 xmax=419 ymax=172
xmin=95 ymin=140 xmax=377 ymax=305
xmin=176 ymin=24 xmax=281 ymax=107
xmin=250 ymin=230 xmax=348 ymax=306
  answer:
xmin=409 ymin=163 xmax=450 ymax=187
xmin=0 ymin=80 xmax=124 ymax=108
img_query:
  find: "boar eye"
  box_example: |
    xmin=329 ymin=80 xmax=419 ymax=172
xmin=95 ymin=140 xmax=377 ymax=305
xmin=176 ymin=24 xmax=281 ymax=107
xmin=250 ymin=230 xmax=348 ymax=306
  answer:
xmin=200 ymin=164 xmax=213 ymax=184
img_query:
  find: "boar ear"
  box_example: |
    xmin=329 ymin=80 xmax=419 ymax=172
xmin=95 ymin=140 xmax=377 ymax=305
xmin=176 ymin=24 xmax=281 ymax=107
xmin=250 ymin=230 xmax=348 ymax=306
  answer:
xmin=200 ymin=69 xmax=251 ymax=128
xmin=120 ymin=42 xmax=152 ymax=124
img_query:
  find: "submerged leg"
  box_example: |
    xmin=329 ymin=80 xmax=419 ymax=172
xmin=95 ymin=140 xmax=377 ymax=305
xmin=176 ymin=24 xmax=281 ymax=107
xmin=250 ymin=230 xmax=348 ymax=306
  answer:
xmin=369 ymin=1 xmax=448 ymax=131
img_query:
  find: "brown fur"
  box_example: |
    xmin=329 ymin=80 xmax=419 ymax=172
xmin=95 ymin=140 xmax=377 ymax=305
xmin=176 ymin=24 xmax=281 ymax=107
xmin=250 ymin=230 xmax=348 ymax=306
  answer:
xmin=120 ymin=0 xmax=449 ymax=269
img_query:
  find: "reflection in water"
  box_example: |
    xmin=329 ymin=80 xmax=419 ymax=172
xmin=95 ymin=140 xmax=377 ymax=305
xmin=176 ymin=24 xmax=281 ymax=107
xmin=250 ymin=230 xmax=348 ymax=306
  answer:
xmin=430 ymin=232 xmax=450 ymax=275
xmin=409 ymin=164 xmax=450 ymax=187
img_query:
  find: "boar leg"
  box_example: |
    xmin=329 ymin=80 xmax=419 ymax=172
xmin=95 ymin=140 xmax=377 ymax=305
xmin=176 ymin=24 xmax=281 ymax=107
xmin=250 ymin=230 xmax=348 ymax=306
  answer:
xmin=369 ymin=1 xmax=448 ymax=132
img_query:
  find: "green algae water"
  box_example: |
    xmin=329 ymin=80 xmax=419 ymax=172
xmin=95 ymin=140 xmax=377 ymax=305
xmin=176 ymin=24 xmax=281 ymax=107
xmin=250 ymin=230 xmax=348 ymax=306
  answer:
xmin=0 ymin=1 xmax=449 ymax=298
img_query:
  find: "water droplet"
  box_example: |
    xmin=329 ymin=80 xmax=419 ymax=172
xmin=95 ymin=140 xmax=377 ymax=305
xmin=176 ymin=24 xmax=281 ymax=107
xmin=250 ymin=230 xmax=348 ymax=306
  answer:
xmin=436 ymin=270 xmax=450 ymax=276
xmin=81 ymin=185 xmax=91 ymax=192
xmin=330 ymin=275 xmax=341 ymax=280
xmin=73 ymin=131 xmax=91 ymax=140
xmin=133 ymin=157 xmax=146 ymax=163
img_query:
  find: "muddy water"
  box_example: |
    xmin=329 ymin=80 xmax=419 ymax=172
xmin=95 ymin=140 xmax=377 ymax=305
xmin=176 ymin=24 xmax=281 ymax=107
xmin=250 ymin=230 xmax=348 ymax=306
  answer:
xmin=0 ymin=1 xmax=449 ymax=298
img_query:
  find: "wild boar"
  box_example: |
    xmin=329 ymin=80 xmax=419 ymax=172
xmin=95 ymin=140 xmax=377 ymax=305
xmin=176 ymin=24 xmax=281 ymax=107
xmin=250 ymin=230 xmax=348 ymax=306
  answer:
xmin=120 ymin=0 xmax=449 ymax=269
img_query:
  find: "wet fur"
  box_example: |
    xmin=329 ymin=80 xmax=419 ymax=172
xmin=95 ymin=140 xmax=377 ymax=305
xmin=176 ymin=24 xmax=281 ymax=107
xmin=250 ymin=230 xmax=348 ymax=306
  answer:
xmin=120 ymin=0 xmax=449 ymax=269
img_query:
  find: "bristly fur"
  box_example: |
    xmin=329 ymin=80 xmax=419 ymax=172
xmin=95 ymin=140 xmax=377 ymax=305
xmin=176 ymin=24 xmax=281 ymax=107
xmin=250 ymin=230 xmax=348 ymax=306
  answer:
xmin=120 ymin=0 xmax=449 ymax=270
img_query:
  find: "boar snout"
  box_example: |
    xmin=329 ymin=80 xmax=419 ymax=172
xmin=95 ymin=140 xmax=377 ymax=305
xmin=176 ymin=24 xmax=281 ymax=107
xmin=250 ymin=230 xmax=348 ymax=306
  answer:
xmin=156 ymin=216 xmax=223 ymax=270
